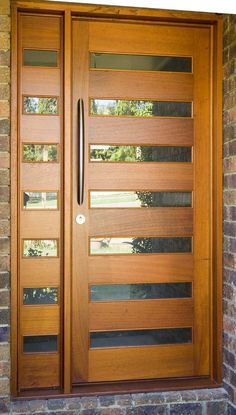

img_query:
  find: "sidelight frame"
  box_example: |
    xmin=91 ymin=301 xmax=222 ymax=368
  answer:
xmin=11 ymin=0 xmax=222 ymax=397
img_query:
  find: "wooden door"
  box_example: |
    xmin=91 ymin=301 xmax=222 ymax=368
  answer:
xmin=72 ymin=19 xmax=212 ymax=384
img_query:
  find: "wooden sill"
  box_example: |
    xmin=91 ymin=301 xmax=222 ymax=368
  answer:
xmin=15 ymin=377 xmax=222 ymax=399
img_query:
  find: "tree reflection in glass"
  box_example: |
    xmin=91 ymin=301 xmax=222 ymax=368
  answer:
xmin=90 ymin=99 xmax=192 ymax=118
xmin=90 ymin=237 xmax=192 ymax=254
xmin=23 ymin=240 xmax=58 ymax=257
xmin=23 ymin=288 xmax=58 ymax=304
xmin=23 ymin=144 xmax=58 ymax=162
xmin=23 ymin=96 xmax=58 ymax=114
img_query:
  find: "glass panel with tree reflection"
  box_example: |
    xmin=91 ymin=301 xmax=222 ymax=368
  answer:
xmin=23 ymin=288 xmax=58 ymax=304
xmin=23 ymin=239 xmax=58 ymax=257
xmin=90 ymin=191 xmax=192 ymax=208
xmin=90 ymin=328 xmax=192 ymax=348
xmin=90 ymin=283 xmax=192 ymax=301
xmin=23 ymin=144 xmax=58 ymax=162
xmin=90 ymin=145 xmax=191 ymax=162
xmin=90 ymin=53 xmax=192 ymax=72
xmin=90 ymin=237 xmax=192 ymax=255
xmin=90 ymin=99 xmax=192 ymax=118
xmin=23 ymin=192 xmax=58 ymax=209
xmin=23 ymin=335 xmax=58 ymax=353
xmin=23 ymin=96 xmax=58 ymax=114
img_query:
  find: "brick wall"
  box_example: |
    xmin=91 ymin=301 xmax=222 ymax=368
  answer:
xmin=0 ymin=0 xmax=10 ymax=400
xmin=223 ymin=14 xmax=236 ymax=415
xmin=0 ymin=2 xmax=234 ymax=414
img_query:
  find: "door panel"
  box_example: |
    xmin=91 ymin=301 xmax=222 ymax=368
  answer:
xmin=72 ymin=19 xmax=211 ymax=383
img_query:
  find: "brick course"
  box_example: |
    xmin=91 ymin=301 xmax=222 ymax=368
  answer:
xmin=0 ymin=2 xmax=235 ymax=414
xmin=223 ymin=13 xmax=236 ymax=415
xmin=0 ymin=0 xmax=10 ymax=402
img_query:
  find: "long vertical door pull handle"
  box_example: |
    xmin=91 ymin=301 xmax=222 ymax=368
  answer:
xmin=78 ymin=98 xmax=84 ymax=205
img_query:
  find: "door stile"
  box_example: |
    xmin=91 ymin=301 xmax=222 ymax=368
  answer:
xmin=63 ymin=9 xmax=72 ymax=393
xmin=72 ymin=20 xmax=90 ymax=382
xmin=193 ymin=26 xmax=212 ymax=375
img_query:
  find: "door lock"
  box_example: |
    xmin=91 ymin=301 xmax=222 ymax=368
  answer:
xmin=76 ymin=214 xmax=86 ymax=224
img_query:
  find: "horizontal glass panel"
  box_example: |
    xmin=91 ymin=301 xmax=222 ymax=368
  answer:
xmin=90 ymin=237 xmax=192 ymax=255
xmin=23 ymin=288 xmax=58 ymax=304
xmin=90 ymin=191 xmax=192 ymax=208
xmin=23 ymin=192 xmax=58 ymax=209
xmin=90 ymin=145 xmax=191 ymax=162
xmin=23 ymin=335 xmax=57 ymax=353
xmin=23 ymin=49 xmax=58 ymax=67
xmin=90 ymin=328 xmax=192 ymax=348
xmin=90 ymin=53 xmax=192 ymax=73
xmin=90 ymin=99 xmax=192 ymax=118
xmin=90 ymin=283 xmax=192 ymax=301
xmin=23 ymin=96 xmax=58 ymax=114
xmin=23 ymin=240 xmax=58 ymax=257
xmin=23 ymin=144 xmax=58 ymax=162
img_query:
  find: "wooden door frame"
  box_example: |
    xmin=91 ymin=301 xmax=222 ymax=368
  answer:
xmin=11 ymin=0 xmax=222 ymax=397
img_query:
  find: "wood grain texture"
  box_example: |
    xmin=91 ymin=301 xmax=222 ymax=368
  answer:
xmin=20 ymin=211 xmax=60 ymax=238
xmin=88 ymin=118 xmax=194 ymax=145
xmin=63 ymin=8 xmax=72 ymax=394
xmin=89 ymin=21 xmax=195 ymax=55
xmin=21 ymin=14 xmax=61 ymax=49
xmin=22 ymin=67 xmax=61 ymax=96
xmin=88 ymin=254 xmax=193 ymax=283
xmin=89 ymin=71 xmax=193 ymax=101
xmin=88 ymin=163 xmax=193 ymax=191
xmin=21 ymin=163 xmax=60 ymax=189
xmin=89 ymin=344 xmax=194 ymax=381
xmin=21 ymin=306 xmax=60 ymax=335
xmin=20 ymin=354 xmax=60 ymax=388
xmin=89 ymin=208 xmax=193 ymax=237
xmin=90 ymin=298 xmax=193 ymax=330
xmin=192 ymin=27 xmax=211 ymax=376
xmin=20 ymin=258 xmax=60 ymax=286
xmin=21 ymin=115 xmax=60 ymax=141
xmin=72 ymin=20 xmax=89 ymax=382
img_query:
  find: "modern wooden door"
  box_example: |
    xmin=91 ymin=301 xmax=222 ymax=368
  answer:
xmin=72 ymin=19 xmax=212 ymax=384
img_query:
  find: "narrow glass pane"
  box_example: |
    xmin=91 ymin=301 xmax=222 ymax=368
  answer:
xmin=90 ymin=191 xmax=192 ymax=208
xmin=23 ymin=288 xmax=58 ymax=304
xmin=90 ymin=145 xmax=191 ymax=162
xmin=23 ymin=49 xmax=58 ymax=67
xmin=90 ymin=328 xmax=192 ymax=348
xmin=23 ymin=96 xmax=58 ymax=115
xmin=90 ymin=53 xmax=192 ymax=73
xmin=23 ymin=240 xmax=58 ymax=257
xmin=90 ymin=237 xmax=192 ymax=255
xmin=23 ymin=144 xmax=58 ymax=162
xmin=23 ymin=335 xmax=57 ymax=353
xmin=90 ymin=283 xmax=192 ymax=301
xmin=90 ymin=99 xmax=192 ymax=118
xmin=23 ymin=192 xmax=58 ymax=209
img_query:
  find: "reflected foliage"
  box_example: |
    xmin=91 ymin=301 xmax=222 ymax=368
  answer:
xmin=23 ymin=240 xmax=58 ymax=257
xmin=90 ymin=145 xmax=191 ymax=162
xmin=90 ymin=99 xmax=192 ymax=118
xmin=23 ymin=144 xmax=58 ymax=162
xmin=23 ymin=288 xmax=58 ymax=304
xmin=24 ymin=97 xmax=58 ymax=114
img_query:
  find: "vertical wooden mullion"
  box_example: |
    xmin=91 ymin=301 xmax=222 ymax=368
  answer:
xmin=11 ymin=3 xmax=19 ymax=396
xmin=212 ymin=18 xmax=223 ymax=384
xmin=63 ymin=9 xmax=72 ymax=393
